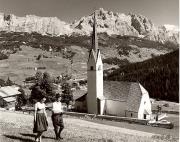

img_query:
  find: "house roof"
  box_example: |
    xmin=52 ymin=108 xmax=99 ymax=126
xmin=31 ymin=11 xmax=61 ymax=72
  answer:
xmin=0 ymin=86 xmax=21 ymax=98
xmin=3 ymin=96 xmax=16 ymax=102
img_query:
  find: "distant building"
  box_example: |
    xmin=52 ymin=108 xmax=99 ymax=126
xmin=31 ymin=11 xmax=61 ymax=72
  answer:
xmin=73 ymin=12 xmax=152 ymax=120
xmin=73 ymin=89 xmax=87 ymax=112
xmin=0 ymin=86 xmax=20 ymax=108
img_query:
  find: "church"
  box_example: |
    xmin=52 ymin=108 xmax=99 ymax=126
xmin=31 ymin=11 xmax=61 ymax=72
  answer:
xmin=74 ymin=12 xmax=152 ymax=120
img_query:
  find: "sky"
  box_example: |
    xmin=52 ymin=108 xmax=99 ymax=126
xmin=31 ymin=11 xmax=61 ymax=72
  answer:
xmin=0 ymin=0 xmax=179 ymax=26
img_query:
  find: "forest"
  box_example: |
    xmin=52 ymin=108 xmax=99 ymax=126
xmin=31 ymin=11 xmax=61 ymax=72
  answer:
xmin=105 ymin=50 xmax=179 ymax=102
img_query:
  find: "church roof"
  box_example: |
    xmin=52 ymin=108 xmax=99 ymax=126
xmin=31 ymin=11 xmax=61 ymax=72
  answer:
xmin=103 ymin=81 xmax=144 ymax=112
xmin=91 ymin=11 xmax=98 ymax=52
xmin=73 ymin=89 xmax=87 ymax=101
xmin=87 ymin=11 xmax=100 ymax=64
xmin=125 ymin=82 xmax=143 ymax=112
xmin=103 ymin=81 xmax=131 ymax=101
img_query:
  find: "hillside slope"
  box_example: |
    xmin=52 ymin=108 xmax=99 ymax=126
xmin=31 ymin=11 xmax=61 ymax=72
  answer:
xmin=0 ymin=31 xmax=178 ymax=84
xmin=106 ymin=50 xmax=179 ymax=102
xmin=0 ymin=31 xmax=177 ymax=63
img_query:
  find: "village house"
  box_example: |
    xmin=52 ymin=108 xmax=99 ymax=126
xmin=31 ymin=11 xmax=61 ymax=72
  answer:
xmin=73 ymin=12 xmax=152 ymax=120
xmin=0 ymin=85 xmax=20 ymax=109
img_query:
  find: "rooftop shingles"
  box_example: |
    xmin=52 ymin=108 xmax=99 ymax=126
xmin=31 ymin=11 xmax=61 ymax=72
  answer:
xmin=0 ymin=86 xmax=20 ymax=98
xmin=103 ymin=81 xmax=131 ymax=101
xmin=3 ymin=96 xmax=16 ymax=102
xmin=126 ymin=83 xmax=142 ymax=112
xmin=73 ymin=89 xmax=87 ymax=100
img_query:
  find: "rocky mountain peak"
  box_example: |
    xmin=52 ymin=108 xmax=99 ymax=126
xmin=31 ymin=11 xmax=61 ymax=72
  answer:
xmin=0 ymin=13 xmax=72 ymax=36
xmin=129 ymin=13 xmax=155 ymax=34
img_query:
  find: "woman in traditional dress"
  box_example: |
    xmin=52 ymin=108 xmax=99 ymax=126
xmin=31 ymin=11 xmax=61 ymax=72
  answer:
xmin=33 ymin=96 xmax=48 ymax=142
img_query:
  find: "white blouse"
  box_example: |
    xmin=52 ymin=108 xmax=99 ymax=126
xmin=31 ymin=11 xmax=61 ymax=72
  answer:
xmin=35 ymin=102 xmax=46 ymax=110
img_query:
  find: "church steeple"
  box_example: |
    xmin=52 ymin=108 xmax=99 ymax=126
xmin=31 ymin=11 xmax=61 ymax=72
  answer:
xmin=87 ymin=10 xmax=103 ymax=115
xmin=92 ymin=11 xmax=98 ymax=52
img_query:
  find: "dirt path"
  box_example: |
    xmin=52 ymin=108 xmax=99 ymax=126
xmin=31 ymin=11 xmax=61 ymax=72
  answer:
xmin=0 ymin=111 xmax=178 ymax=142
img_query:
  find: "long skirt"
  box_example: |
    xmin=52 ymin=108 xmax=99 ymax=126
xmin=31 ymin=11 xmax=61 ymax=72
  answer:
xmin=33 ymin=113 xmax=48 ymax=133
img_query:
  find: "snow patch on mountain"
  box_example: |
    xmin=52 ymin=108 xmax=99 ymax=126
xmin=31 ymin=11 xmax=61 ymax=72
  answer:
xmin=163 ymin=24 xmax=179 ymax=32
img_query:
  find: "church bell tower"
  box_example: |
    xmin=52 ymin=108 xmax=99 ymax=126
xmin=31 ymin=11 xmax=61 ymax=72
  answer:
xmin=87 ymin=11 xmax=103 ymax=114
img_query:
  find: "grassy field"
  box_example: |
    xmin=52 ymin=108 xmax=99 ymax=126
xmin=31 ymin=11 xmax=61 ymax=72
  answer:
xmin=0 ymin=45 xmax=87 ymax=85
xmin=152 ymin=100 xmax=179 ymax=113
xmin=0 ymin=45 xmax=116 ymax=86
xmin=0 ymin=111 xmax=178 ymax=142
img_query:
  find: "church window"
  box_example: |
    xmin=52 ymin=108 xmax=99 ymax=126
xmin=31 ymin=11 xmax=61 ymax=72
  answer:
xmin=144 ymin=114 xmax=146 ymax=119
xmin=131 ymin=113 xmax=133 ymax=117
xmin=90 ymin=66 xmax=93 ymax=70
xmin=98 ymin=65 xmax=101 ymax=70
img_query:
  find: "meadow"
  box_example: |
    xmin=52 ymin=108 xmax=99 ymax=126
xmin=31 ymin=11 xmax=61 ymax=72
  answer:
xmin=0 ymin=45 xmax=88 ymax=85
xmin=0 ymin=111 xmax=178 ymax=142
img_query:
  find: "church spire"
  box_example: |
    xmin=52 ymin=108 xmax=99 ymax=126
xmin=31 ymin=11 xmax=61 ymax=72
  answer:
xmin=92 ymin=11 xmax=98 ymax=52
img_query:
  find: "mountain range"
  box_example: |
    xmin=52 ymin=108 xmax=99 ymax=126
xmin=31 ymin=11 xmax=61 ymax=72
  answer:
xmin=0 ymin=8 xmax=179 ymax=44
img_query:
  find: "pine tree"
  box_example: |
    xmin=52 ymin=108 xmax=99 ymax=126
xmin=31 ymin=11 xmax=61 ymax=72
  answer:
xmin=6 ymin=77 xmax=13 ymax=86
xmin=61 ymin=82 xmax=73 ymax=107
xmin=16 ymin=87 xmax=27 ymax=110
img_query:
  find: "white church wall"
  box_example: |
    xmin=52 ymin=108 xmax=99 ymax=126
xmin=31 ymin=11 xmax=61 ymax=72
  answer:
xmin=96 ymin=51 xmax=103 ymax=99
xmin=100 ymin=99 xmax=105 ymax=115
xmin=87 ymin=70 xmax=98 ymax=114
xmin=105 ymin=100 xmax=126 ymax=116
xmin=125 ymin=111 xmax=138 ymax=118
xmin=138 ymin=84 xmax=152 ymax=120
xmin=87 ymin=49 xmax=103 ymax=114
